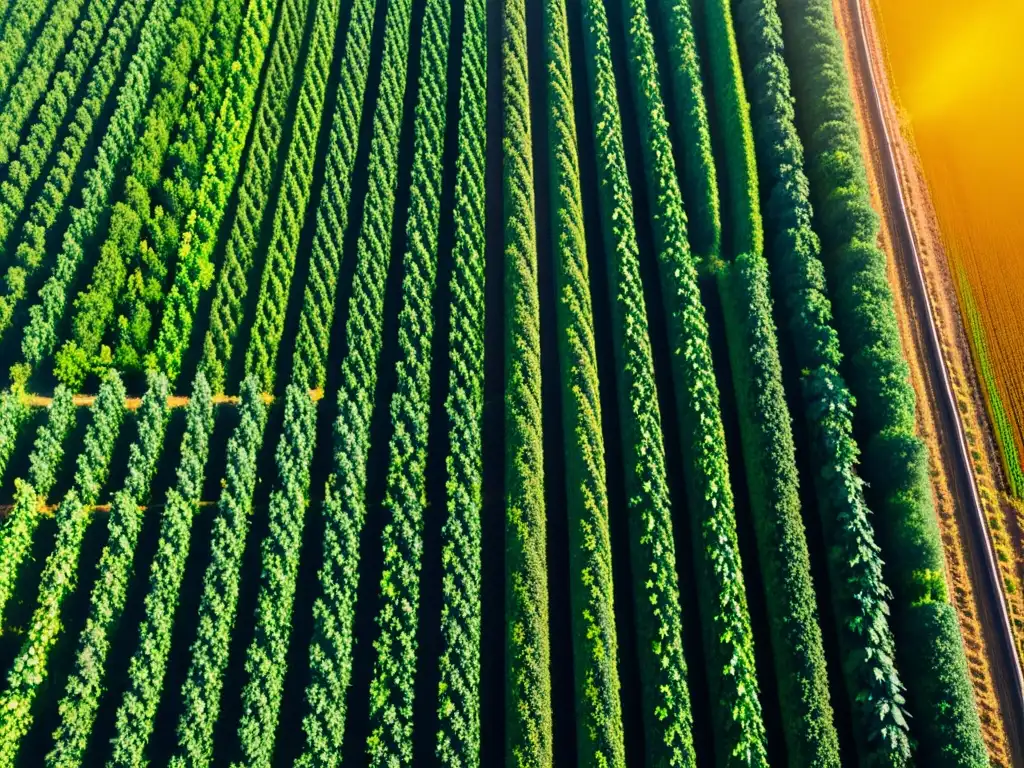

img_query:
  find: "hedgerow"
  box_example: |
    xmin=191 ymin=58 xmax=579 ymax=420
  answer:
xmin=106 ymin=372 xmax=214 ymax=768
xmin=434 ymin=0 xmax=486 ymax=764
xmin=774 ymin=0 xmax=988 ymax=762
xmin=236 ymin=385 xmax=316 ymax=768
xmin=578 ymin=1 xmax=697 ymax=763
xmin=0 ymin=0 xmax=149 ymax=340
xmin=363 ymin=1 xmax=451 ymax=765
xmin=46 ymin=372 xmax=171 ymax=768
xmin=151 ymin=0 xmax=282 ymax=382
xmin=17 ymin=0 xmax=182 ymax=372
xmin=619 ymin=0 xmax=768 ymax=762
xmin=0 ymin=389 xmax=26 ymax=483
xmin=502 ymin=0 xmax=552 ymax=764
xmin=171 ymin=376 xmax=265 ymax=768
xmin=288 ymin=0 xmax=377 ymax=392
xmin=693 ymin=0 xmax=844 ymax=763
xmin=543 ymin=0 xmax=624 ymax=763
xmin=0 ymin=385 xmax=75 ymax=631
xmin=0 ymin=370 xmax=127 ymax=767
xmin=0 ymin=0 xmax=59 ymax=98
xmin=54 ymin=0 xmax=219 ymax=388
xmin=295 ymin=0 xmax=415 ymax=760
xmin=197 ymin=0 xmax=317 ymax=392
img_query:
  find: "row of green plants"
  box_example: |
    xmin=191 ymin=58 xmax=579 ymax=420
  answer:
xmin=578 ymin=0 xmax=697 ymax=764
xmin=0 ymin=0 xmax=150 ymax=338
xmin=106 ymin=372 xmax=214 ymax=768
xmin=0 ymin=370 xmax=127 ymax=767
xmin=112 ymin=0 xmax=249 ymax=372
xmin=18 ymin=0 xmax=182 ymax=373
xmin=0 ymin=0 xmax=90 ymax=164
xmin=364 ymin=0 xmax=451 ymax=764
xmin=544 ymin=0 xmax=624 ymax=764
xmin=294 ymin=0 xmax=415 ymax=760
xmin=686 ymin=0 xmax=846 ymax=763
xmin=502 ymin=0 xmax=552 ymax=764
xmin=243 ymin=0 xmax=346 ymax=391
xmin=0 ymin=0 xmax=57 ymax=97
xmin=151 ymin=0 xmax=281 ymax=382
xmin=0 ymin=389 xmax=26 ymax=483
xmin=46 ymin=372 xmax=171 ymax=768
xmin=0 ymin=385 xmax=75 ymax=630
xmin=198 ymin=0 xmax=316 ymax=392
xmin=288 ymin=0 xmax=378 ymax=393
xmin=434 ymin=0 xmax=487 ymax=763
xmin=170 ymin=376 xmax=265 ymax=768
xmin=773 ymin=0 xmax=988 ymax=763
xmin=619 ymin=0 xmax=768 ymax=762
xmin=235 ymin=385 xmax=316 ymax=767
xmin=53 ymin=0 xmax=220 ymax=388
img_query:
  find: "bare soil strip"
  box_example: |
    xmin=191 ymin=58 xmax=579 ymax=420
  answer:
xmin=836 ymin=0 xmax=1024 ymax=762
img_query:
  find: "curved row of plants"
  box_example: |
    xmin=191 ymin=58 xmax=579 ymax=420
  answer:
xmin=773 ymin=0 xmax=988 ymax=762
xmin=578 ymin=0 xmax=698 ymax=763
xmin=619 ymin=0 xmax=768 ymax=762
xmin=502 ymin=0 xmax=551 ymax=764
xmin=105 ymin=372 xmax=214 ymax=768
xmin=45 ymin=372 xmax=171 ymax=768
xmin=544 ymin=0 xmax=624 ymax=763
xmin=197 ymin=0 xmax=318 ymax=392
xmin=291 ymin=0 xmax=415 ymax=760
xmin=363 ymin=0 xmax=452 ymax=764
xmin=434 ymin=0 xmax=487 ymax=764
xmin=0 ymin=370 xmax=127 ymax=767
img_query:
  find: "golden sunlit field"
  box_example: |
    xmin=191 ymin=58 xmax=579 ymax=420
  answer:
xmin=871 ymin=0 xmax=1024 ymax=493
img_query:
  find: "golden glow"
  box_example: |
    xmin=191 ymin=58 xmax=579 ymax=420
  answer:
xmin=871 ymin=0 xmax=1024 ymax=464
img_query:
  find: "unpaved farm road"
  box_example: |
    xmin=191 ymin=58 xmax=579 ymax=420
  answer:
xmin=847 ymin=0 xmax=1024 ymax=761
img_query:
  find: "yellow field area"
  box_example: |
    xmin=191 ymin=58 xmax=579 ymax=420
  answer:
xmin=870 ymin=0 xmax=1024 ymax=489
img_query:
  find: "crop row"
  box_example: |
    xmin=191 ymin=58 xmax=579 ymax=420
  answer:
xmin=53 ymin=0 xmax=219 ymax=388
xmin=544 ymin=0 xmax=624 ymax=764
xmin=45 ymin=372 xmax=171 ymax=768
xmin=0 ymin=0 xmax=149 ymax=339
xmin=434 ymin=0 xmax=487 ymax=764
xmin=294 ymin=0 xmax=414 ymax=760
xmin=619 ymin=0 xmax=768 ymax=761
xmin=151 ymin=0 xmax=281 ymax=382
xmin=578 ymin=0 xmax=697 ymax=764
xmin=501 ymin=0 xmax=552 ymax=764
xmin=773 ymin=0 xmax=988 ymax=762
xmin=198 ymin=0 xmax=316 ymax=393
xmin=0 ymin=385 xmax=75 ymax=629
xmin=18 ymin=0 xmax=181 ymax=374
xmin=0 ymin=0 xmax=57 ymax=97
xmin=106 ymin=373 xmax=214 ymax=767
xmin=0 ymin=370 xmax=127 ymax=767
xmin=363 ymin=0 xmax=452 ymax=764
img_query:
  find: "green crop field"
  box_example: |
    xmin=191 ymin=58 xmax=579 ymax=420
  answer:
xmin=0 ymin=0 xmax=993 ymax=765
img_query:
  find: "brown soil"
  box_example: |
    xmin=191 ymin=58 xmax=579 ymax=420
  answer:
xmin=21 ymin=388 xmax=325 ymax=410
xmin=834 ymin=0 xmax=1019 ymax=763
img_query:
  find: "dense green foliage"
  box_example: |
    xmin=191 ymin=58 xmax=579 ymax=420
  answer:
xmin=434 ymin=2 xmax=486 ymax=765
xmin=0 ymin=390 xmax=26 ymax=484
xmin=171 ymin=377 xmax=265 ymax=768
xmin=579 ymin=0 xmax=697 ymax=764
xmin=296 ymin=0 xmax=414 ymax=760
xmin=0 ymin=0 xmax=58 ymax=98
xmin=0 ymin=370 xmax=126 ymax=767
xmin=198 ymin=0 xmax=316 ymax=392
xmin=502 ymin=1 xmax=551 ymax=764
xmin=236 ymin=385 xmax=316 ymax=767
xmin=46 ymin=372 xmax=171 ymax=768
xmin=364 ymin=1 xmax=451 ymax=764
xmin=106 ymin=373 xmax=214 ymax=768
xmin=0 ymin=386 xmax=75 ymax=631
xmin=695 ymin=0 xmax=844 ymax=764
xmin=543 ymin=0 xmax=623 ymax=764
xmin=0 ymin=0 xmax=149 ymax=340
xmin=619 ymin=0 xmax=767 ymax=762
xmin=774 ymin=0 xmax=987 ymax=763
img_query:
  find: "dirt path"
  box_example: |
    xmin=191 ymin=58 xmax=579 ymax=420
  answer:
xmin=836 ymin=0 xmax=1024 ymax=762
xmin=21 ymin=389 xmax=325 ymax=409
